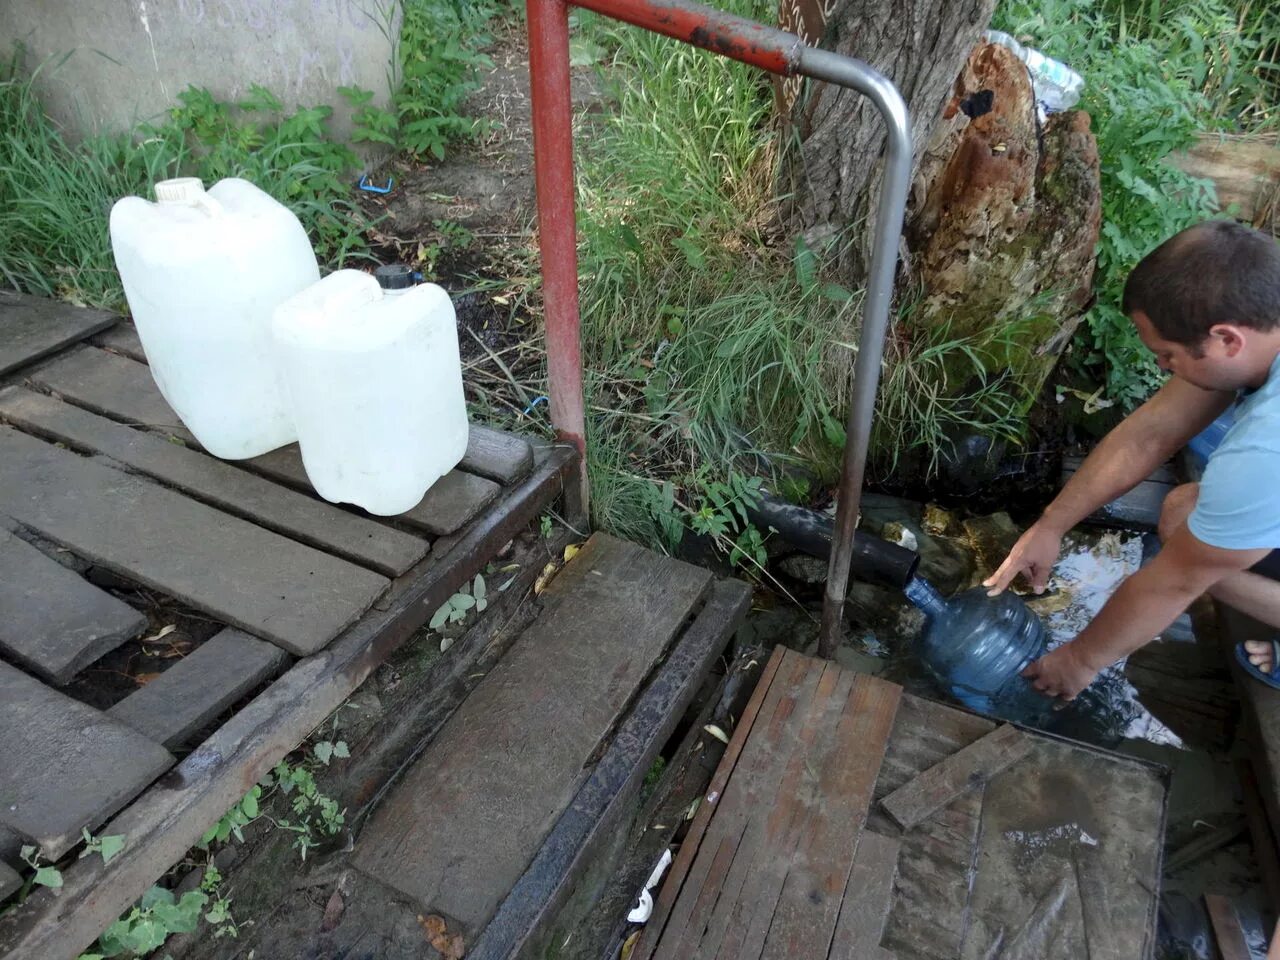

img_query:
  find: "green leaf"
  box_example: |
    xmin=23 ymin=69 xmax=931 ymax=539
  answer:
xmin=430 ymin=603 xmax=452 ymax=631
xmin=453 ymin=593 xmax=476 ymax=611
xmin=34 ymin=866 xmax=63 ymax=888
xmin=476 ymin=597 xmax=487 ymax=613
xmin=97 ymin=834 xmax=126 ymax=864
xmin=240 ymin=790 xmax=259 ymax=819
xmin=141 ymin=885 xmax=176 ymax=911
xmin=473 ymin=574 xmax=486 ymax=600
xmin=313 ymin=741 xmax=334 ymax=765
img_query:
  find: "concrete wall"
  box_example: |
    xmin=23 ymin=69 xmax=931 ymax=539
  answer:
xmin=1 ymin=0 xmax=400 ymax=143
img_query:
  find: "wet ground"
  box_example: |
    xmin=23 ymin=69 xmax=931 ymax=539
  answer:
xmin=750 ymin=494 xmax=1275 ymax=959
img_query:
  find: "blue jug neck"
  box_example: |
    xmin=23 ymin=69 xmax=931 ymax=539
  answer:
xmin=903 ymin=576 xmax=949 ymax=620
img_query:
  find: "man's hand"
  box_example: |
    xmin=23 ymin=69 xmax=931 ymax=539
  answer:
xmin=983 ymin=521 xmax=1063 ymax=596
xmin=1021 ymin=642 xmax=1102 ymax=701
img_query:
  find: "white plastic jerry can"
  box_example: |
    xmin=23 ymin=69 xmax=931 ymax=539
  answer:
xmin=270 ymin=265 xmax=469 ymax=516
xmin=109 ymin=177 xmax=319 ymax=459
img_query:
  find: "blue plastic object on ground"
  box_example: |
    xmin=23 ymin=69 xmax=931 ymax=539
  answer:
xmin=904 ymin=576 xmax=1054 ymax=723
xmin=358 ymin=174 xmax=395 ymax=195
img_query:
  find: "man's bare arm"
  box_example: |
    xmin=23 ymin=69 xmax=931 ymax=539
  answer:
xmin=986 ymin=378 xmax=1231 ymax=595
xmin=1023 ymin=527 xmax=1268 ymax=699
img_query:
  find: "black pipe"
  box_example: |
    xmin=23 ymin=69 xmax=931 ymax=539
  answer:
xmin=749 ymin=491 xmax=919 ymax=590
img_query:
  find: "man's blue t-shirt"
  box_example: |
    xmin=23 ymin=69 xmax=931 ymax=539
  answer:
xmin=1189 ymin=353 xmax=1280 ymax=550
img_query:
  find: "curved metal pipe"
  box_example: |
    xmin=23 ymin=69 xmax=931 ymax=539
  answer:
xmin=798 ymin=51 xmax=914 ymax=658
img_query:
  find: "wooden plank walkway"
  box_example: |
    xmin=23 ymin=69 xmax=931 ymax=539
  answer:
xmin=354 ymin=533 xmax=715 ymax=932
xmin=0 ymin=296 xmax=571 ymax=959
xmin=636 ymin=648 xmax=1168 ymax=960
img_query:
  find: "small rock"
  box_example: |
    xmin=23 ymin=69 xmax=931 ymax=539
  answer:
xmin=881 ymin=521 xmax=919 ymax=552
xmin=962 ymin=512 xmax=1023 ymax=585
xmin=922 ymin=503 xmax=962 ymax=537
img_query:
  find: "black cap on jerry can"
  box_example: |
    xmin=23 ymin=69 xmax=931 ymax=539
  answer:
xmin=374 ymin=264 xmax=416 ymax=290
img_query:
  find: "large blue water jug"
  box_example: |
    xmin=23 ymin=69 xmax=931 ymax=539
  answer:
xmin=1186 ymin=407 xmax=1235 ymax=472
xmin=904 ymin=577 xmax=1053 ymax=723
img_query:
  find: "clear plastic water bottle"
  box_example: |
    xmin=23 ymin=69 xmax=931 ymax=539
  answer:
xmin=983 ymin=29 xmax=1084 ymax=117
xmin=904 ymin=577 xmax=1055 ymax=724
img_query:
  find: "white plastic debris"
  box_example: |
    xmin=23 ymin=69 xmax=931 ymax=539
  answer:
xmin=627 ymin=848 xmax=674 ymax=923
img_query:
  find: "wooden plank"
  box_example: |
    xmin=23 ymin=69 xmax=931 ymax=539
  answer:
xmin=0 ymin=446 xmax=577 ymax=960
xmin=0 ymin=661 xmax=173 ymax=859
xmin=1237 ymin=759 xmax=1280 ymax=910
xmin=0 ymin=387 xmax=429 ymax=576
xmin=464 ymin=425 xmax=534 ymax=485
xmin=26 ymin=346 xmax=190 ymax=437
xmin=0 ymin=862 xmax=18 ymax=903
xmin=87 ymin=323 xmax=535 ymax=485
xmin=0 ymin=526 xmax=147 ymax=685
xmin=0 ymin=426 xmax=389 ymax=655
xmin=762 ymin=676 xmax=902 ymax=959
xmin=352 ymin=533 xmax=712 ymax=933
xmin=1205 ymin=895 xmax=1251 ymax=960
xmin=107 ymin=629 xmax=290 ymax=750
xmin=880 ymin=724 xmax=1031 ymax=830
xmin=247 ymin=444 xmax=499 ymax=536
xmin=32 ymin=345 xmax=509 ymax=534
xmin=468 ymin=579 xmax=753 ymax=960
xmin=636 ymin=650 xmax=816 ymax=960
xmin=870 ymin=696 xmax=992 ymax=960
xmin=632 ymin=645 xmax=791 ymax=960
xmin=0 ymin=291 xmax=116 ymax=377
xmin=828 ymin=832 xmax=902 ymax=960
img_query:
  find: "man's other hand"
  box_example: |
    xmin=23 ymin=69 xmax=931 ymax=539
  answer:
xmin=983 ymin=521 xmax=1063 ymax=596
xmin=1021 ymin=642 xmax=1101 ymax=701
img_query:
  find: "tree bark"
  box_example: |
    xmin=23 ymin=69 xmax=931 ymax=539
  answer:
xmin=778 ymin=0 xmax=996 ymax=277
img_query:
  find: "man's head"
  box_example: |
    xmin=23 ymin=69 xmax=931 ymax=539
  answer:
xmin=1123 ymin=220 xmax=1280 ymax=390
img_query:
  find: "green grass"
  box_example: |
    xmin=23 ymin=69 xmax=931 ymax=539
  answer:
xmin=570 ymin=1 xmax=1029 ymax=549
xmin=0 ymin=56 xmax=369 ymax=310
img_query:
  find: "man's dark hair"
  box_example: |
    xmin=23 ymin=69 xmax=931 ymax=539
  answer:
xmin=1122 ymin=220 xmax=1280 ymax=345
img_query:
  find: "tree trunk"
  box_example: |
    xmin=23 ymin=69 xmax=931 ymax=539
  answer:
xmin=778 ymin=0 xmax=996 ymax=277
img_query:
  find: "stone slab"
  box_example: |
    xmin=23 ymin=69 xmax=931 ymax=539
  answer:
xmin=0 ymin=861 xmax=18 ymax=903
xmin=0 ymin=660 xmax=174 ymax=860
xmin=108 ymin=628 xmax=289 ymax=750
xmin=0 ymin=387 xmax=429 ymax=576
xmin=0 ymin=426 xmax=389 ymax=655
xmin=353 ymin=533 xmax=712 ymax=933
xmin=0 ymin=291 xmax=116 ymax=378
xmin=0 ymin=526 xmax=147 ymax=685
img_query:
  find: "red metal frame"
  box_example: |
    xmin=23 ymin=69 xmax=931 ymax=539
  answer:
xmin=528 ymin=0 xmax=914 ymax=656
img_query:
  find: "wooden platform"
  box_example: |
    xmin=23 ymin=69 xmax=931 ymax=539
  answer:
xmin=0 ymin=297 xmax=576 ymax=959
xmin=636 ymin=647 xmax=1168 ymax=960
xmin=199 ymin=532 xmax=753 ymax=959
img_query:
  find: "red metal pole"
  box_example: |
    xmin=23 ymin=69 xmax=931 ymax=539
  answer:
xmin=571 ymin=0 xmax=801 ymax=75
xmin=528 ymin=0 xmax=589 ymax=522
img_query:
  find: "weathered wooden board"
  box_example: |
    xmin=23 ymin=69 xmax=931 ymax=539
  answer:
xmin=0 ymin=291 xmax=116 ymax=377
xmin=247 ymin=444 xmax=499 ymax=536
xmin=27 ymin=346 xmax=189 ymax=437
xmin=866 ymin=697 xmax=992 ymax=960
xmin=0 ymin=426 xmax=389 ymax=655
xmin=0 ymin=661 xmax=173 ymax=860
xmin=637 ymin=649 xmax=902 ymax=960
xmin=469 ymin=578 xmax=753 ymax=960
xmin=107 ymin=629 xmax=290 ymax=750
xmin=0 ymin=862 xmax=18 ymax=903
xmin=353 ymin=533 xmax=712 ymax=933
xmin=89 ymin=322 xmax=535 ymax=484
xmin=828 ymin=832 xmax=902 ymax=959
xmin=31 ymin=345 xmax=514 ymax=533
xmin=880 ymin=723 xmax=1031 ymax=830
xmin=0 ymin=526 xmax=147 ymax=685
xmin=0 ymin=446 xmax=576 ymax=960
xmin=957 ymin=737 xmax=1165 ymax=960
xmin=0 ymin=387 xmax=429 ymax=576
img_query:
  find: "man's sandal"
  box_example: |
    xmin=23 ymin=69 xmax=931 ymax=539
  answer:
xmin=1235 ymin=638 xmax=1280 ymax=690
